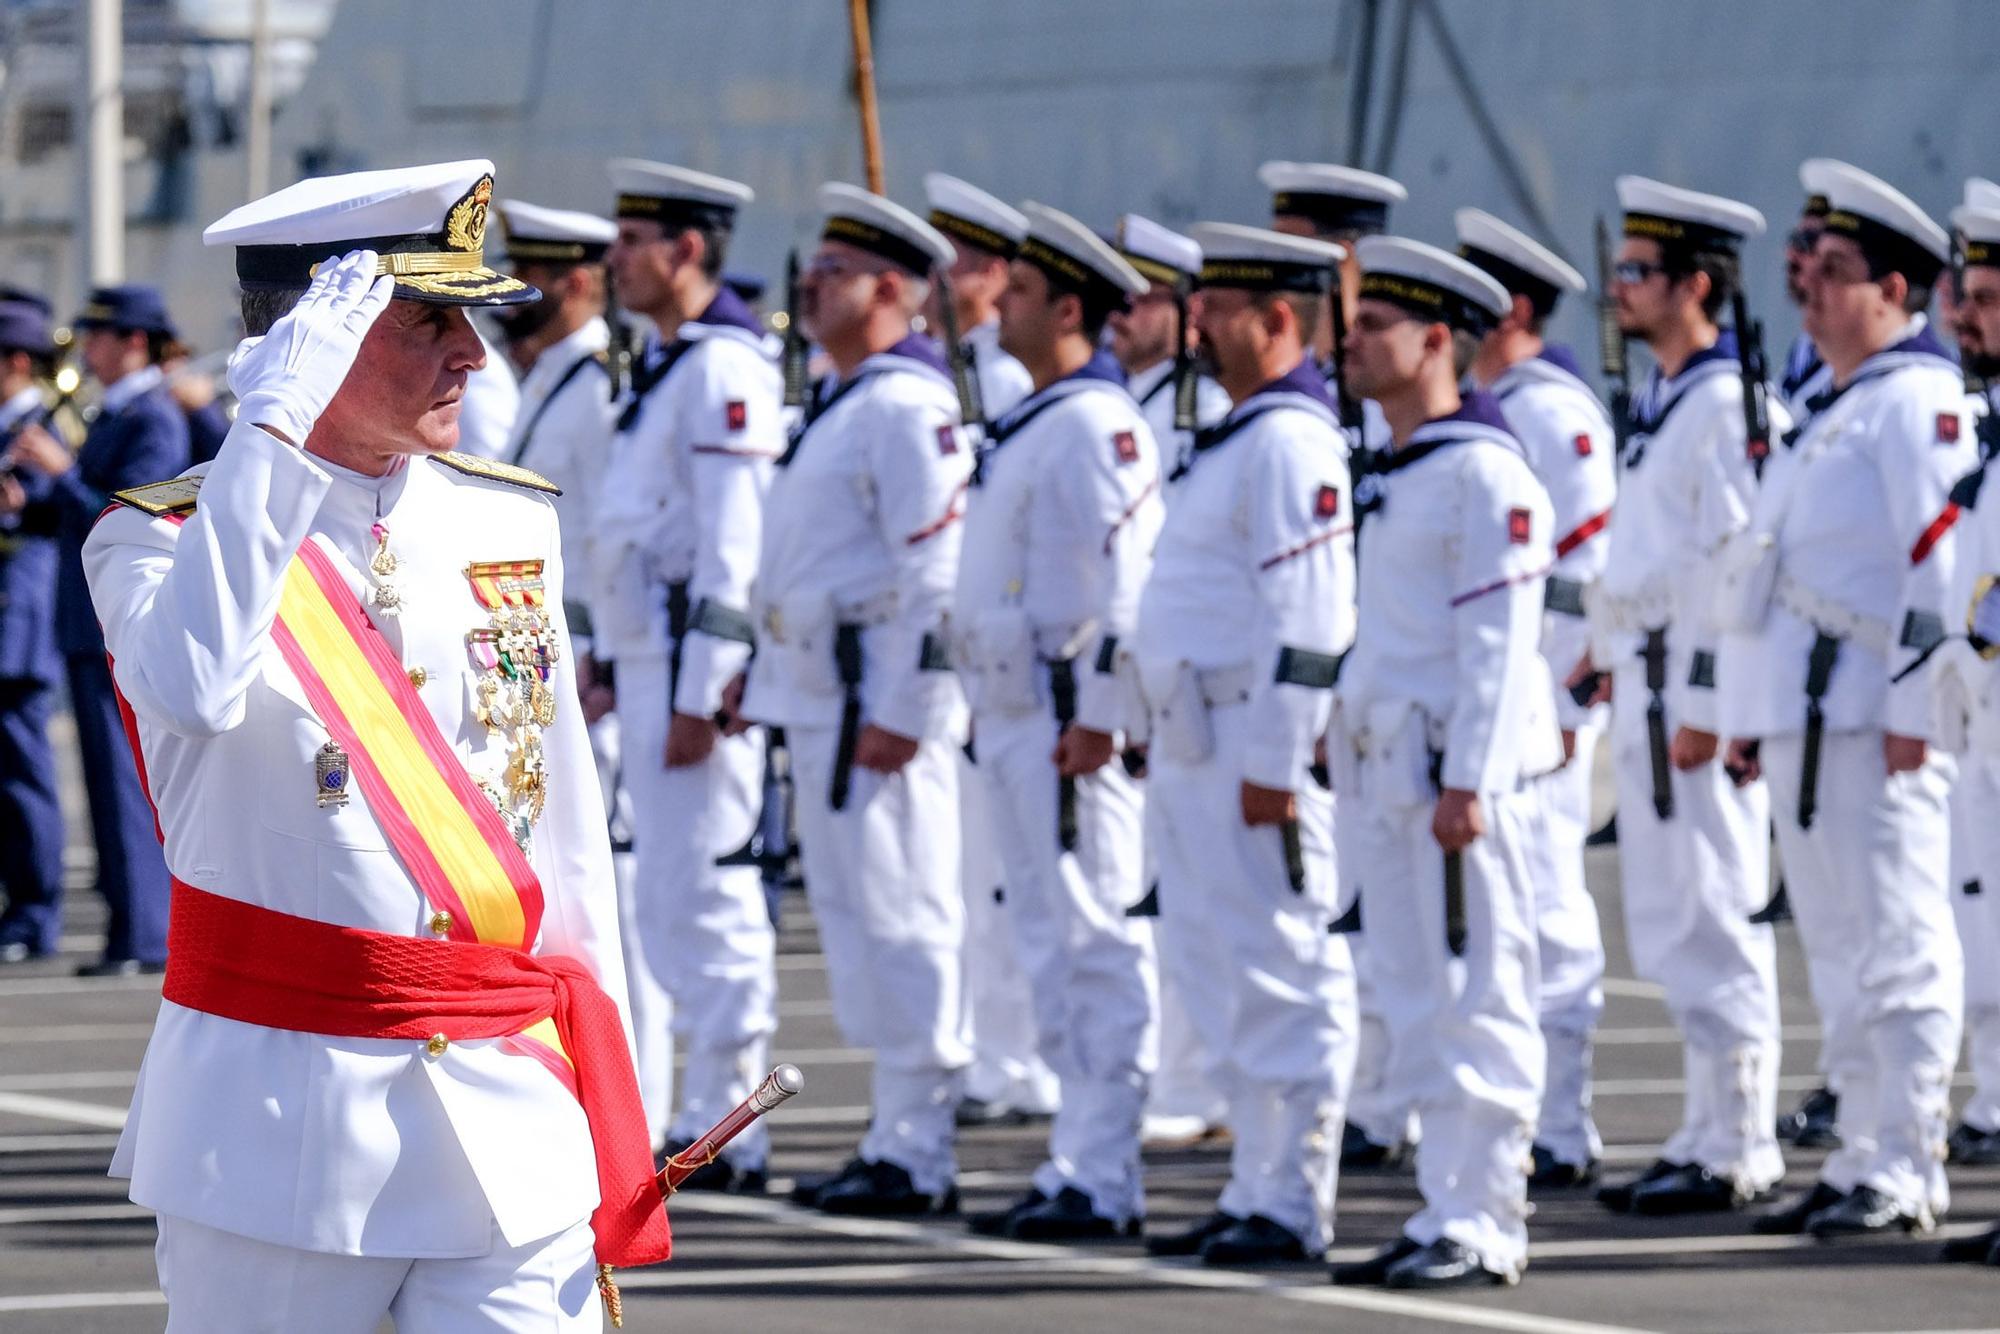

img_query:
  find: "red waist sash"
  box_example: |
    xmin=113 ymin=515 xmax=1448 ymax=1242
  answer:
xmin=161 ymin=878 xmax=671 ymax=1268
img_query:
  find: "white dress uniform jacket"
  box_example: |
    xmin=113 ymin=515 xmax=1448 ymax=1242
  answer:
xmin=954 ymin=351 xmax=1163 ymax=1221
xmin=1128 ymin=358 xmax=1232 ymax=481
xmin=86 ymin=424 xmax=627 ymax=1258
xmin=1133 ymin=359 xmax=1358 ymax=1247
xmin=963 ymin=316 xmax=1032 ymax=421
xmin=503 ymin=316 xmax=614 ymax=605
xmin=742 ymin=332 xmax=975 ymax=1191
xmin=1330 ymin=391 xmax=1556 ymax=1275
xmin=1721 ymin=317 xmax=1972 ymax=1217
xmin=1487 ymin=344 xmax=1616 ymax=1170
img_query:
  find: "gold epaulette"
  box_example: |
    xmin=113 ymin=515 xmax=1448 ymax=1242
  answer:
xmin=110 ymin=474 xmax=204 ymax=517
xmin=430 ymin=451 xmax=563 ymax=496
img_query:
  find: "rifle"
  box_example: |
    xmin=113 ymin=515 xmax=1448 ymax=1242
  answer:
xmin=1731 ymin=289 xmax=1772 ymax=479
xmin=603 ymin=267 xmax=634 ymax=402
xmin=929 ymin=268 xmax=986 ymax=432
xmin=1595 ymin=216 xmax=1634 ymax=462
xmin=1329 ymin=261 xmax=1381 ymax=539
xmin=1171 ymin=281 xmax=1198 ymax=433
xmin=781 ymin=250 xmax=810 ymax=413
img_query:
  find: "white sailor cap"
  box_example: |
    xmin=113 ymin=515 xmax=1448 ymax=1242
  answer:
xmin=1616 ymin=176 xmax=1764 ymax=255
xmin=1950 ymin=207 xmax=2000 ymax=270
xmin=497 ymin=200 xmax=617 ymax=265
xmin=817 ymin=183 xmax=955 ymax=275
xmin=1187 ymin=222 xmax=1343 ymax=293
xmin=1114 ymin=214 xmax=1202 ymax=289
xmin=607 ymin=159 xmax=752 ymax=230
xmin=1014 ymin=202 xmax=1146 ymax=309
xmin=1259 ymin=161 xmax=1406 ymax=235
xmin=923 ymin=173 xmax=1027 ymax=258
xmin=1967 ymin=178 xmax=2000 ymax=213
xmin=1804 ymin=159 xmax=1949 ymax=280
xmin=1454 ymin=207 xmax=1584 ymax=315
xmin=204 ymin=158 xmax=533 ymax=306
xmin=1356 ymin=235 xmax=1510 ymax=334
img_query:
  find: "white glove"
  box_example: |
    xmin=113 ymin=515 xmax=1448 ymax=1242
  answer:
xmin=227 ymin=249 xmax=395 ymax=446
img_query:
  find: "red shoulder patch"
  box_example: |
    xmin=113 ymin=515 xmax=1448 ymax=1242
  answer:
xmin=1112 ymin=429 xmax=1139 ymax=465
xmin=1315 ymin=484 xmax=1340 ymax=519
xmin=1939 ymin=412 xmax=1962 ymax=444
xmin=1573 ymin=432 xmax=1593 ymax=457
xmin=1507 ymin=506 xmax=1532 ymax=545
xmin=725 ymin=400 xmax=747 ymax=431
xmin=936 ymin=424 xmax=960 ymax=455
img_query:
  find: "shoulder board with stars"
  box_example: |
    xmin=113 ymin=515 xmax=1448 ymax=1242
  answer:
xmin=429 ymin=452 xmax=563 ymax=496
xmin=109 ymin=474 xmax=204 ymax=517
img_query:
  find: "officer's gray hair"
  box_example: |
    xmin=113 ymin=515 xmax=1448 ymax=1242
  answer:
xmin=1451 ymin=328 xmax=1479 ymax=379
xmin=239 ymin=286 xmax=310 ymax=338
xmin=895 ymin=272 xmax=933 ymax=319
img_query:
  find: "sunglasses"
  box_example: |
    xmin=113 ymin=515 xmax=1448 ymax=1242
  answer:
xmin=1612 ymin=260 xmax=1667 ymax=285
xmin=1786 ymin=226 xmax=1825 ymax=255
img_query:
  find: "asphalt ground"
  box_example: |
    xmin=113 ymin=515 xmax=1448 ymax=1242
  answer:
xmin=5 ymin=724 xmax=2000 ymax=1333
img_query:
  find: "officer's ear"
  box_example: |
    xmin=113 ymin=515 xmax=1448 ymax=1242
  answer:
xmin=1505 ymin=292 xmax=1538 ymax=334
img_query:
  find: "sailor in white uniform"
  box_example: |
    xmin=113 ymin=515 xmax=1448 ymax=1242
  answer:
xmin=920 ymin=170 xmax=1056 ymax=1128
xmin=594 ymin=160 xmax=782 ymax=1186
xmin=1723 ymin=161 xmax=1972 ymax=1239
xmin=741 ymin=186 xmax=975 ymax=1216
xmin=1457 ymin=207 xmax=1616 ymax=1192
xmin=1588 ymin=178 xmax=1787 ymax=1218
xmin=955 ymin=203 xmax=1161 ymax=1241
xmin=1327 ymin=237 xmax=1557 ymax=1291
xmin=1135 ymin=222 xmax=1357 ymax=1267
xmin=1106 ymin=212 xmax=1232 ymax=1149
xmin=1938 ymin=202 xmax=2000 ymax=1266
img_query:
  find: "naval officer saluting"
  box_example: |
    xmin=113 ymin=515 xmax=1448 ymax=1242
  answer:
xmin=86 ymin=159 xmax=666 ymax=1330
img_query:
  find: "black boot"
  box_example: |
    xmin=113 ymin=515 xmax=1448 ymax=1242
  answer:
xmin=1947 ymin=1122 xmax=2000 ymax=1165
xmin=967 ymin=1189 xmax=1046 ymax=1236
xmin=1383 ymin=1237 xmax=1512 ymax=1290
xmin=1144 ymin=1211 xmax=1238 ymax=1257
xmin=1199 ymin=1214 xmax=1312 ymax=1265
xmin=1939 ymin=1224 xmax=2000 ymax=1264
xmin=1806 ymin=1185 xmax=1931 ymax=1239
xmin=813 ymin=1159 xmax=958 ymax=1217
xmin=1596 ymin=1157 xmax=1681 ymax=1214
xmin=1629 ymin=1164 xmax=1765 ymax=1216
xmin=1775 ymin=1086 xmax=1839 ymax=1148
xmin=1007 ymin=1186 xmax=1140 ymax=1242
xmin=790 ymin=1155 xmax=868 ymax=1206
xmin=1753 ymin=1181 xmax=1848 ymax=1235
xmin=1331 ymin=1237 xmax=1421 ymax=1286
xmin=1339 ymin=1121 xmax=1408 ymax=1170
xmin=1527 ymin=1143 xmax=1600 ymax=1190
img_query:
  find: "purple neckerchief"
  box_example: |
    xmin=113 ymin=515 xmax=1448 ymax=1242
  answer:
xmin=1244 ymin=358 xmax=1339 ymax=413
xmin=878 ymin=330 xmax=952 ymax=379
xmin=691 ymin=285 xmax=766 ymax=336
xmin=1629 ymin=329 xmax=1741 ymax=435
xmin=1536 ymin=343 xmax=1590 ymax=381
xmin=1427 ymin=388 xmax=1514 ymax=434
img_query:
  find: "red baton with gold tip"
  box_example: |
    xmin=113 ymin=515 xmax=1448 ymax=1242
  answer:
xmin=658 ymin=1063 xmax=805 ymax=1195
xmin=598 ymin=1065 xmax=805 ymax=1326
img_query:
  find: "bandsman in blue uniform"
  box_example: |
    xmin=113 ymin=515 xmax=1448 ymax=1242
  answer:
xmin=7 ymin=284 xmax=188 ymax=975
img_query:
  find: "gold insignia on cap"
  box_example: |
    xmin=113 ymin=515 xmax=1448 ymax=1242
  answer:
xmin=445 ymin=175 xmax=494 ymax=254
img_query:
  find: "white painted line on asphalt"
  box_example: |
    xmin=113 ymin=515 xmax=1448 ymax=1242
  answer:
xmin=0 ymin=973 xmax=162 ymax=998
xmin=1593 ymin=1072 xmax=1973 ymax=1098
xmin=0 ymin=1091 xmax=128 ymax=1129
xmin=1592 ymin=1025 xmax=1821 ymax=1046
xmin=672 ymin=1194 xmax=1662 ymax=1334
xmin=0 ymin=1202 xmax=148 ymax=1226
xmin=615 ymin=1258 xmax=1097 ymax=1291
xmin=0 ymin=1023 xmax=154 ymax=1044
xmin=0 ymin=1070 xmax=138 ymax=1091
xmin=0 ymin=1132 xmax=120 ymax=1152
xmin=1599 ymin=978 xmax=1667 ymax=999
xmin=0 ymin=1291 xmax=163 ymax=1314
xmin=776 ymin=998 xmax=836 ymax=1017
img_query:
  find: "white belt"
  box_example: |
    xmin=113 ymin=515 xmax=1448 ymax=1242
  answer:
xmin=759 ymin=590 xmax=899 ymax=644
xmin=1585 ymin=580 xmax=1673 ymax=636
xmin=1774 ymin=574 xmax=1892 ymax=653
xmin=1195 ymin=662 xmax=1257 ymax=708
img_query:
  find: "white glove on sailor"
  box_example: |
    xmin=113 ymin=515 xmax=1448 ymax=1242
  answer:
xmin=228 ymin=249 xmax=395 ymax=446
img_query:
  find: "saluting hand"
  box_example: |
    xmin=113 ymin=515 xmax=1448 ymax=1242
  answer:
xmin=228 ymin=248 xmax=395 ymax=447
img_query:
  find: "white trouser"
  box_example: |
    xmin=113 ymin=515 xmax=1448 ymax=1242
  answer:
xmin=975 ymin=708 xmax=1158 ymax=1223
xmin=157 ymin=1213 xmax=600 ymax=1333
xmin=1342 ymin=776 xmax=1544 ymax=1277
xmin=1764 ymin=730 xmax=1962 ymax=1215
xmin=1950 ymin=755 xmax=2000 ymax=1134
xmin=959 ymin=748 xmax=1062 ymax=1114
xmin=1527 ymin=723 xmax=1605 ymax=1166
xmin=601 ymin=676 xmax=674 ymax=1140
xmin=791 ymin=722 xmax=969 ymax=1193
xmin=1609 ymin=660 xmax=1782 ymax=1188
xmin=619 ymin=652 xmax=777 ymax=1166
xmin=1149 ymin=701 xmax=1355 ymax=1249
xmin=1346 ymin=936 xmax=1421 ymax=1148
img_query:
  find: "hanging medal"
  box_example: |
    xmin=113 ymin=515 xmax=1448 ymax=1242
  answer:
xmin=368 ymin=519 xmax=403 ymax=618
xmin=464 ymin=559 xmax=557 ymax=845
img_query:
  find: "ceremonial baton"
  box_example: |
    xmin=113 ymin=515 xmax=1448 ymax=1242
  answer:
xmin=598 ymin=1065 xmax=806 ymax=1327
xmin=657 ymin=1063 xmax=805 ymax=1195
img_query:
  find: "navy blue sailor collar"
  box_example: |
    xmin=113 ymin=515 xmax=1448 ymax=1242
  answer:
xmin=988 ymin=349 xmax=1127 ymax=441
xmin=1381 ymin=389 xmax=1522 ymax=474
xmin=685 ymin=284 xmax=765 ymax=338
xmin=1629 ymin=328 xmax=1740 ymax=434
